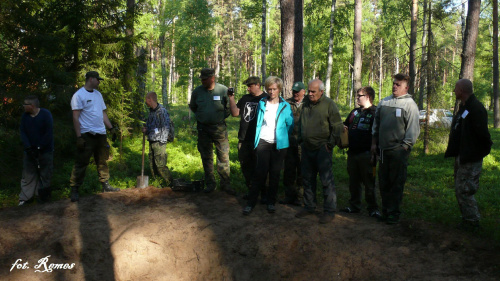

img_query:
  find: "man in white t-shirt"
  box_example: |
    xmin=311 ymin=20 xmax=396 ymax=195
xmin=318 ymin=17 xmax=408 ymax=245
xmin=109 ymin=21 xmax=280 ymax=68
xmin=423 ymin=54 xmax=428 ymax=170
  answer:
xmin=69 ymin=71 xmax=119 ymax=202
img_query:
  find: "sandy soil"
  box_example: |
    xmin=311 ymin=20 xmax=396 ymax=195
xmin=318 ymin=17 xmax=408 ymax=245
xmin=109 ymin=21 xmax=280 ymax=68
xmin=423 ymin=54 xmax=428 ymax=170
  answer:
xmin=0 ymin=187 xmax=499 ymax=281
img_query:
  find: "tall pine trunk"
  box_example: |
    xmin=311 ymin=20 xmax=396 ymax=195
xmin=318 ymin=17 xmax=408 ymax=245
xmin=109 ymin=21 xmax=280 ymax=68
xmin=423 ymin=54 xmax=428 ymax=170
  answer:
xmin=325 ymin=0 xmax=337 ymax=97
xmin=261 ymin=0 xmax=267 ymax=82
xmin=281 ymin=0 xmax=303 ymax=99
xmin=423 ymin=1 xmax=432 ymax=155
xmin=409 ymin=0 xmax=418 ymax=96
xmin=353 ymin=0 xmax=362 ymax=94
xmin=418 ymin=0 xmax=428 ymax=110
xmin=493 ymin=0 xmax=499 ymax=128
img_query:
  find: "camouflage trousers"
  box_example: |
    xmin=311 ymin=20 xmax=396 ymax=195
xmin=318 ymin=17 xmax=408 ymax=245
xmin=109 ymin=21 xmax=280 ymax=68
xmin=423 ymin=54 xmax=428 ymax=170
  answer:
xmin=283 ymin=144 xmax=302 ymax=201
xmin=197 ymin=123 xmax=230 ymax=189
xmin=149 ymin=141 xmax=172 ymax=186
xmin=454 ymin=157 xmax=482 ymax=222
xmin=70 ymin=133 xmax=110 ymax=188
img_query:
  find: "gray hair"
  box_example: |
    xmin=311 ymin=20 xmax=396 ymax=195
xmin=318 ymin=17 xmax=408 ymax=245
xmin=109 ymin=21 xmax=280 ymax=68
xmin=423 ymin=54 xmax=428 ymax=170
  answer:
xmin=308 ymin=79 xmax=325 ymax=91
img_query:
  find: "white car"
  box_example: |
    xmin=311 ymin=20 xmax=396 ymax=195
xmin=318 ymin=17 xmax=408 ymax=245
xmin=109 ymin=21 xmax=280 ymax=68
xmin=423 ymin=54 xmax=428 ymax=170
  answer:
xmin=419 ymin=109 xmax=453 ymax=128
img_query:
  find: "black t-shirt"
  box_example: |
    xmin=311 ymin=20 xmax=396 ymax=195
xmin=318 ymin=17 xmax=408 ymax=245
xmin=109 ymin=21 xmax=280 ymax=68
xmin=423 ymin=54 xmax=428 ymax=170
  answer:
xmin=236 ymin=92 xmax=268 ymax=142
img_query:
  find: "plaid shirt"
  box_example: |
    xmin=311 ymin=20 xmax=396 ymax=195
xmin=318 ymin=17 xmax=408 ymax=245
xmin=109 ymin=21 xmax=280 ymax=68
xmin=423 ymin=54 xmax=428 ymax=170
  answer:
xmin=145 ymin=103 xmax=170 ymax=143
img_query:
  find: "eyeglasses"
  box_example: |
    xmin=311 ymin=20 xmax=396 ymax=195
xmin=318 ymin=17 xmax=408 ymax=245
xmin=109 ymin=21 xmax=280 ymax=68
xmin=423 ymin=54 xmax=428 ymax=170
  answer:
xmin=356 ymin=95 xmax=366 ymax=99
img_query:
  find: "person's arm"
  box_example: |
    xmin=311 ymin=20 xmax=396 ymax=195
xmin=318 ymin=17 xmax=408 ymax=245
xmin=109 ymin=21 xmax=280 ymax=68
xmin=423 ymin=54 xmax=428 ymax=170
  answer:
xmin=72 ymin=110 xmax=82 ymax=137
xmin=371 ymin=105 xmax=380 ymax=155
xmin=188 ymin=91 xmax=197 ymax=113
xmin=327 ymin=101 xmax=342 ymax=152
xmin=103 ymin=111 xmax=113 ymax=129
xmin=19 ymin=114 xmax=31 ymax=149
xmin=229 ymin=95 xmax=240 ymax=117
xmin=40 ymin=110 xmax=53 ymax=150
xmin=402 ymin=102 xmax=420 ymax=150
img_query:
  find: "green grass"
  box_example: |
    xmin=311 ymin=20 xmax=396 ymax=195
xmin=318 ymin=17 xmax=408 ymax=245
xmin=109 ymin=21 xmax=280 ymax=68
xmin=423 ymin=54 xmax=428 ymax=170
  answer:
xmin=1 ymin=105 xmax=499 ymax=241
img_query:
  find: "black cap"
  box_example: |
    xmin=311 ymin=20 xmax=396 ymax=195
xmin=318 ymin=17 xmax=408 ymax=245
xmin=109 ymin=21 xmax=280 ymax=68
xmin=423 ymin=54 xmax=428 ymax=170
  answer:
xmin=199 ymin=68 xmax=215 ymax=79
xmin=243 ymin=76 xmax=261 ymax=86
xmin=86 ymin=71 xmax=104 ymax=80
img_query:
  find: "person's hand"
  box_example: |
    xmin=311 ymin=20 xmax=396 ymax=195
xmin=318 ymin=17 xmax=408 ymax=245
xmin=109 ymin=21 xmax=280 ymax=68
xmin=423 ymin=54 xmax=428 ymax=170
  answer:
xmin=325 ymin=144 xmax=332 ymax=153
xmin=109 ymin=127 xmax=118 ymax=142
xmin=343 ymin=125 xmax=348 ymax=133
xmin=77 ymin=137 xmax=85 ymax=150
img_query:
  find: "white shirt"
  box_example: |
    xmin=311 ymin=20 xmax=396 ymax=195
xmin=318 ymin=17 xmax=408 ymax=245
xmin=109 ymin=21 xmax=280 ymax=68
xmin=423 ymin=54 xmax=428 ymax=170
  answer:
xmin=259 ymin=102 xmax=279 ymax=143
xmin=71 ymin=87 xmax=107 ymax=134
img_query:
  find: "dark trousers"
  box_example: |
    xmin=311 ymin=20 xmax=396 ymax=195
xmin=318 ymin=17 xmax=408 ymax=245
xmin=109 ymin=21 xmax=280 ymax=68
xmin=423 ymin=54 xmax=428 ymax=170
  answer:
xmin=378 ymin=146 xmax=410 ymax=217
xmin=301 ymin=145 xmax=336 ymax=213
xmin=248 ymin=139 xmax=287 ymax=207
xmin=70 ymin=133 xmax=110 ymax=188
xmin=347 ymin=151 xmax=378 ymax=211
xmin=149 ymin=141 xmax=172 ymax=186
xmin=197 ymin=124 xmax=230 ymax=189
xmin=238 ymin=140 xmax=256 ymax=189
xmin=20 ymin=151 xmax=53 ymax=201
xmin=283 ymin=144 xmax=302 ymax=201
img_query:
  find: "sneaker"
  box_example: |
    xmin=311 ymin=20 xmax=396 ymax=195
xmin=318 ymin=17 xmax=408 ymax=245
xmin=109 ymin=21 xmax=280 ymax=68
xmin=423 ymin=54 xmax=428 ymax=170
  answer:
xmin=267 ymin=204 xmax=276 ymax=214
xmin=295 ymin=209 xmax=315 ymax=218
xmin=18 ymin=200 xmax=26 ymax=206
xmin=340 ymin=206 xmax=360 ymax=213
xmin=386 ymin=215 xmax=399 ymax=225
xmin=369 ymin=210 xmax=382 ymax=219
xmin=319 ymin=212 xmax=335 ymax=224
xmin=102 ymin=181 xmax=120 ymax=192
xmin=242 ymin=206 xmax=253 ymax=216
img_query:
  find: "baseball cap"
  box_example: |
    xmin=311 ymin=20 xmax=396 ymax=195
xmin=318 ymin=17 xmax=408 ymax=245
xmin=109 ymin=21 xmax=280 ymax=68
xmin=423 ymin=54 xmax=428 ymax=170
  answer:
xmin=292 ymin=82 xmax=305 ymax=92
xmin=86 ymin=71 xmax=104 ymax=80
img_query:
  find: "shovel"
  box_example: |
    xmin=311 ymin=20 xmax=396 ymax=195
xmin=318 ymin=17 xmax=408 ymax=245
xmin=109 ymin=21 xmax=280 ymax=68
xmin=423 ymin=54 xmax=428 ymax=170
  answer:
xmin=136 ymin=134 xmax=149 ymax=188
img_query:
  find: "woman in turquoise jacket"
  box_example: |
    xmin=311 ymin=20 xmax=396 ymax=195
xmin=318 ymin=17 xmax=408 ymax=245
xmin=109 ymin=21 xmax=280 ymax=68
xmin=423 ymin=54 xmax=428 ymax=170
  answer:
xmin=243 ymin=76 xmax=294 ymax=215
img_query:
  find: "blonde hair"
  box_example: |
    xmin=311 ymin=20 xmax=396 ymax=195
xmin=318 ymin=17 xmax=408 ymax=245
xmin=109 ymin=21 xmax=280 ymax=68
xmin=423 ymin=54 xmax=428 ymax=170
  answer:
xmin=264 ymin=76 xmax=283 ymax=92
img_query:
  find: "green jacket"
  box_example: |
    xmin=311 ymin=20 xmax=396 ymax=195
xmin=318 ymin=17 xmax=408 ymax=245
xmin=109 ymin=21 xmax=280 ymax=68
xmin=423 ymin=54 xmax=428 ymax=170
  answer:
xmin=189 ymin=83 xmax=230 ymax=125
xmin=298 ymin=95 xmax=343 ymax=150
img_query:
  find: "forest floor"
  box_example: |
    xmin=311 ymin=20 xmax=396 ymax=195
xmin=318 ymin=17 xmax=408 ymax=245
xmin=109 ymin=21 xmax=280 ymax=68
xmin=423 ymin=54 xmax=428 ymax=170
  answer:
xmin=1 ymin=187 xmax=499 ymax=281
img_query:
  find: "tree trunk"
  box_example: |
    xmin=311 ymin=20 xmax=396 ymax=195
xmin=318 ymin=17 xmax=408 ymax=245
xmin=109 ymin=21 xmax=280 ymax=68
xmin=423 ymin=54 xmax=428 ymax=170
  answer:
xmin=418 ymin=0 xmax=428 ymax=110
xmin=379 ymin=37 xmax=383 ymax=101
xmin=424 ymin=1 xmax=432 ymax=155
xmin=336 ymin=70 xmax=342 ymax=102
xmin=460 ymin=0 xmax=481 ymax=81
xmin=325 ymin=0 xmax=337 ymax=97
xmin=281 ymin=0 xmax=303 ymax=99
xmin=261 ymin=0 xmax=267 ymax=82
xmin=494 ymin=0 xmax=499 ymax=128
xmin=409 ymin=0 xmax=418 ymax=96
xmin=353 ymin=0 xmax=362 ymax=94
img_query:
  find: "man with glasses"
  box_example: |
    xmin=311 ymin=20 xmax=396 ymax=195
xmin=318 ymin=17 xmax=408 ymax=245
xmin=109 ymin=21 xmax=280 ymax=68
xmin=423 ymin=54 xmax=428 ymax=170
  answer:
xmin=340 ymin=87 xmax=381 ymax=218
xmin=19 ymin=95 xmax=54 ymax=205
xmin=371 ymin=73 xmax=420 ymax=224
xmin=189 ymin=68 xmax=234 ymax=195
xmin=70 ymin=71 xmax=120 ymax=202
xmin=228 ymin=76 xmax=268 ymax=197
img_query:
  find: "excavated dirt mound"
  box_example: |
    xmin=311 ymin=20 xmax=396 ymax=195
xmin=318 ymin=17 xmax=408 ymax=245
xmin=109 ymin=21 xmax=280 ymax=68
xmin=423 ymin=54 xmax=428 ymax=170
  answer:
xmin=1 ymin=187 xmax=499 ymax=280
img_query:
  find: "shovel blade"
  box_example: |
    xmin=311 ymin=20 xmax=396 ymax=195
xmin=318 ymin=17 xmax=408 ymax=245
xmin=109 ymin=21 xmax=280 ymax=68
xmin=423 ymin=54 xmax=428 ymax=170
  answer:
xmin=136 ymin=175 xmax=149 ymax=188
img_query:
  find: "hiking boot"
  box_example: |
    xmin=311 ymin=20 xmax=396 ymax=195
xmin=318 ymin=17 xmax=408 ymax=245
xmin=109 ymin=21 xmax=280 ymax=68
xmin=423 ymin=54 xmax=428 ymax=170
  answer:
xmin=267 ymin=204 xmax=276 ymax=214
xmin=70 ymin=187 xmax=79 ymax=202
xmin=319 ymin=212 xmax=335 ymax=224
xmin=242 ymin=206 xmax=253 ymax=216
xmin=295 ymin=209 xmax=315 ymax=218
xmin=102 ymin=181 xmax=120 ymax=192
xmin=369 ymin=210 xmax=382 ymax=219
xmin=386 ymin=215 xmax=400 ymax=225
xmin=340 ymin=206 xmax=360 ymax=213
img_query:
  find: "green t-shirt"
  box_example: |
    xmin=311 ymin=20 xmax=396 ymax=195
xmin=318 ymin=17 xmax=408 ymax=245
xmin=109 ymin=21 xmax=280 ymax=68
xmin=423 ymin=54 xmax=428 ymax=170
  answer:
xmin=189 ymin=83 xmax=230 ymax=125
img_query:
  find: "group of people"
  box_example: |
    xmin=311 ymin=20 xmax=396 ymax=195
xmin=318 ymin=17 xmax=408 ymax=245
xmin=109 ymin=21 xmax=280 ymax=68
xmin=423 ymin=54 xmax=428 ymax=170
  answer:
xmin=19 ymin=69 xmax=492 ymax=229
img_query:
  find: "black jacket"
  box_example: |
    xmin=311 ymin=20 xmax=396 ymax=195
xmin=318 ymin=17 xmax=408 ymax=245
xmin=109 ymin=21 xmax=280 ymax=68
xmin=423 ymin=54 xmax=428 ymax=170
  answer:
xmin=445 ymin=94 xmax=492 ymax=163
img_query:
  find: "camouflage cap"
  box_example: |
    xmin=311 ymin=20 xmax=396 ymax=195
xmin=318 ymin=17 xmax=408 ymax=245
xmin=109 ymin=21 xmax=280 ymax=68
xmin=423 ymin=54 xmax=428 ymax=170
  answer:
xmin=86 ymin=71 xmax=104 ymax=80
xmin=199 ymin=68 xmax=215 ymax=79
xmin=243 ymin=76 xmax=261 ymax=86
xmin=292 ymin=81 xmax=305 ymax=92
